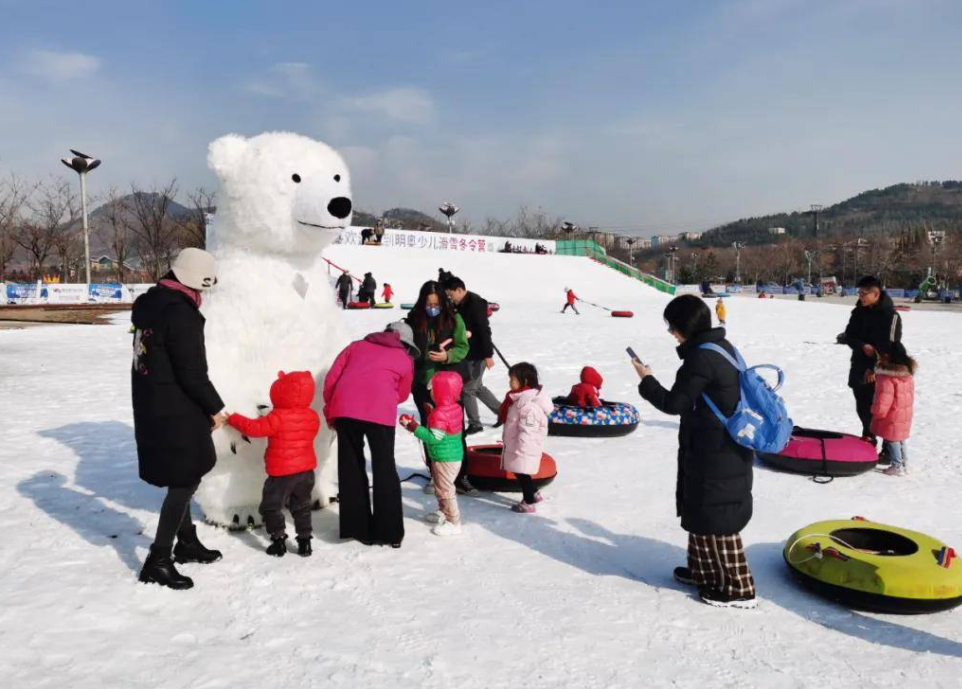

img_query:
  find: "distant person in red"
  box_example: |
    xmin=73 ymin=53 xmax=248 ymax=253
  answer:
xmin=228 ymin=371 xmax=320 ymax=558
xmin=382 ymin=283 xmax=394 ymax=304
xmin=562 ymin=287 xmax=580 ymax=314
xmin=567 ymin=366 xmax=603 ymax=407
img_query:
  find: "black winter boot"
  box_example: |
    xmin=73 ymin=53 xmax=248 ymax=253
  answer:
xmin=139 ymin=545 xmax=194 ymax=590
xmin=174 ymin=524 xmax=223 ymax=564
xmin=267 ymin=536 xmax=288 ymax=557
xmin=296 ymin=536 xmax=313 ymax=557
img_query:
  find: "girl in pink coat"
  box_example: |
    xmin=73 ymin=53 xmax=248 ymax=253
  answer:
xmin=870 ymin=342 xmax=916 ymax=477
xmin=498 ymin=362 xmax=554 ymax=513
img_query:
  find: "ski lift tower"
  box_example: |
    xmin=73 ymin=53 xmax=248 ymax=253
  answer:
xmin=61 ymin=149 xmax=101 ymax=286
xmin=439 ymin=202 xmax=460 ymax=235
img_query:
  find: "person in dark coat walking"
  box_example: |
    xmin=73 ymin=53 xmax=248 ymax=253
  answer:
xmin=131 ymin=248 xmax=227 ymax=591
xmin=444 ymin=276 xmax=500 ymax=436
xmin=634 ymin=295 xmax=756 ymax=609
xmin=844 ymin=275 xmax=902 ymax=445
xmin=335 ymin=270 xmax=353 ymax=309
xmin=360 ymin=272 xmax=377 ymax=307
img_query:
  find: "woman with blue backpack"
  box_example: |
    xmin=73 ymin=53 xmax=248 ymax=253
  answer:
xmin=633 ymin=295 xmax=758 ymax=609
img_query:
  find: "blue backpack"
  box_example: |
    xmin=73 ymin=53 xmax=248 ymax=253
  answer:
xmin=698 ymin=343 xmax=793 ymax=454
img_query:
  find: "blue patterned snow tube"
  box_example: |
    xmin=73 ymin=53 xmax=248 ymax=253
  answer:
xmin=548 ymin=397 xmax=641 ymax=437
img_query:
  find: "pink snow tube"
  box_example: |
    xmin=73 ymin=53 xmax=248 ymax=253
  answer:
xmin=758 ymin=427 xmax=877 ymax=477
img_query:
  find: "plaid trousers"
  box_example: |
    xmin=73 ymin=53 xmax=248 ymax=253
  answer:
xmin=688 ymin=533 xmax=756 ymax=598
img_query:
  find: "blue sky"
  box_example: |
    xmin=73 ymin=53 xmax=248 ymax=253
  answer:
xmin=1 ymin=0 xmax=960 ymax=234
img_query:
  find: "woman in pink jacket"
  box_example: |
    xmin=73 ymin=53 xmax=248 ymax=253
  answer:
xmin=498 ymin=362 xmax=554 ymax=513
xmin=323 ymin=321 xmax=417 ymax=546
xmin=870 ymin=342 xmax=916 ymax=477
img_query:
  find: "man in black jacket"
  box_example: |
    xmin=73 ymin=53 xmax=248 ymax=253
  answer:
xmin=132 ymin=248 xmax=227 ymax=591
xmin=445 ymin=277 xmax=500 ymax=436
xmin=335 ymin=270 xmax=353 ymax=309
xmin=844 ymin=275 xmax=902 ymax=443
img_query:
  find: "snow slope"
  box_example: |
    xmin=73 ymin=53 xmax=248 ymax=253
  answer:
xmin=2 ymin=245 xmax=962 ymax=689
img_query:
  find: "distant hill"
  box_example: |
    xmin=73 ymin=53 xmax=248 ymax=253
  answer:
xmin=697 ymin=181 xmax=962 ymax=247
xmin=351 ymin=207 xmax=446 ymax=232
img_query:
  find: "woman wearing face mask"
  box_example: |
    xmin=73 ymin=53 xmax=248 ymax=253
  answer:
xmin=404 ymin=281 xmax=470 ymax=487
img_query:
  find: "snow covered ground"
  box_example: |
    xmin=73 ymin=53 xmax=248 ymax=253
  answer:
xmin=2 ymin=245 xmax=962 ymax=688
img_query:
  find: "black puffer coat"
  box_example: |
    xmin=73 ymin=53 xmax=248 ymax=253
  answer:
xmin=131 ymin=285 xmax=224 ymax=488
xmin=844 ymin=291 xmax=902 ymax=387
xmin=455 ymin=291 xmax=493 ymax=361
xmin=638 ymin=328 xmax=754 ymax=535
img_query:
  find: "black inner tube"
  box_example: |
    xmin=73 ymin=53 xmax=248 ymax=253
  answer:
xmin=830 ymin=528 xmax=919 ymax=556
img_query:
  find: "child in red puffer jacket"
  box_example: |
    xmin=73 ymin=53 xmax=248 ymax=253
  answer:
xmin=870 ymin=342 xmax=916 ymax=477
xmin=566 ymin=366 xmax=603 ymax=407
xmin=229 ymin=370 xmax=320 ymax=557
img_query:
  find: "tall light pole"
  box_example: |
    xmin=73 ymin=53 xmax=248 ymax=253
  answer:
xmin=804 ymin=250 xmax=815 ymax=285
xmin=61 ymin=149 xmax=101 ymax=286
xmin=732 ymin=241 xmax=743 ymax=284
xmin=626 ymin=237 xmax=636 ymax=266
xmin=438 ymin=202 xmax=460 ymax=235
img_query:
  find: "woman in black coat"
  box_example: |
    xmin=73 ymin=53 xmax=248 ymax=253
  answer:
xmin=131 ymin=248 xmax=227 ymax=590
xmin=634 ymin=295 xmax=756 ymax=609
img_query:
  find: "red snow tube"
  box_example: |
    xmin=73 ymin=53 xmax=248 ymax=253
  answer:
xmin=895 ymin=305 xmax=911 ymax=312
xmin=758 ymin=427 xmax=877 ymax=477
xmin=611 ymin=310 xmax=634 ymax=318
xmin=347 ymin=301 xmax=371 ymax=310
xmin=486 ymin=302 xmax=501 ymax=317
xmin=465 ymin=444 xmax=557 ymax=492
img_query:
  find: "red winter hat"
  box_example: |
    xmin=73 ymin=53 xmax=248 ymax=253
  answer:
xmin=269 ymin=371 xmax=316 ymax=410
xmin=580 ymin=366 xmax=603 ymax=388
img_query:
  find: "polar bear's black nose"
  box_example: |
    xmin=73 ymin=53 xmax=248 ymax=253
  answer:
xmin=328 ymin=197 xmax=352 ymax=219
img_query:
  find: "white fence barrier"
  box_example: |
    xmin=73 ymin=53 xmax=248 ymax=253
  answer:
xmin=3 ymin=282 xmax=154 ymax=305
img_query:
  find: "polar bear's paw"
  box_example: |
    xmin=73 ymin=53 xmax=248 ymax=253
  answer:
xmin=311 ymin=484 xmax=338 ymax=511
xmin=202 ymin=504 xmax=263 ymax=531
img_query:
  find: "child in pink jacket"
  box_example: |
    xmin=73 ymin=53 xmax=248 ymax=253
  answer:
xmin=497 ymin=362 xmax=554 ymax=513
xmin=870 ymin=342 xmax=916 ymax=477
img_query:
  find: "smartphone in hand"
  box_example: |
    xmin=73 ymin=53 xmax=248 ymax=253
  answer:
xmin=626 ymin=346 xmax=644 ymax=365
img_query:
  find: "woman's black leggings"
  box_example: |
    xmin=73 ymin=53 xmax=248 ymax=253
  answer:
xmin=153 ymin=483 xmax=199 ymax=551
xmin=516 ymin=473 xmax=537 ymax=504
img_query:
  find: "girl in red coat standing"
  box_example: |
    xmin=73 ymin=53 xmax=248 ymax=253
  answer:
xmin=228 ymin=371 xmax=320 ymax=557
xmin=382 ymin=283 xmax=394 ymax=304
xmin=870 ymin=342 xmax=917 ymax=477
xmin=562 ymin=287 xmax=579 ymax=314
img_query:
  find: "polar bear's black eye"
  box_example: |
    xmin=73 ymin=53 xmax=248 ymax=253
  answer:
xmin=292 ymin=174 xmax=301 ymax=183
xmin=334 ymin=174 xmax=341 ymax=182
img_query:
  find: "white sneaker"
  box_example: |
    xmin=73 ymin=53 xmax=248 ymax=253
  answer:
xmin=432 ymin=521 xmax=462 ymax=537
xmin=423 ymin=480 xmax=436 ymax=495
xmin=424 ymin=510 xmax=445 ymax=524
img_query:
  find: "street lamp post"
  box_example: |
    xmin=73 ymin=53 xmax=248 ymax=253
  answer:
xmin=732 ymin=241 xmax=743 ymax=284
xmin=61 ymin=149 xmax=101 ymax=286
xmin=626 ymin=238 xmax=636 ymax=267
xmin=804 ymin=250 xmax=815 ymax=285
xmin=438 ymin=202 xmax=460 ymax=235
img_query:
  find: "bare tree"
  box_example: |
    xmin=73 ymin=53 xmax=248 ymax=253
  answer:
xmin=173 ymin=187 xmax=215 ymax=249
xmin=16 ymin=177 xmax=79 ymax=279
xmin=126 ymin=180 xmax=180 ymax=280
xmin=52 ymin=225 xmax=84 ymax=281
xmin=0 ymin=175 xmax=29 ymax=280
xmin=96 ymin=186 xmax=136 ymax=282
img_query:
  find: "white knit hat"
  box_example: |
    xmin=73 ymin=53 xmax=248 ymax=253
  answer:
xmin=171 ymin=247 xmax=217 ymax=290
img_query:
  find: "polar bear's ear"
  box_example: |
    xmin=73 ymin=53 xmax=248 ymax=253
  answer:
xmin=208 ymin=134 xmax=249 ymax=182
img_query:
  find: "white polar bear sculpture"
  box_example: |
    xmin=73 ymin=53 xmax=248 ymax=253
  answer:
xmin=197 ymin=131 xmax=352 ymax=528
